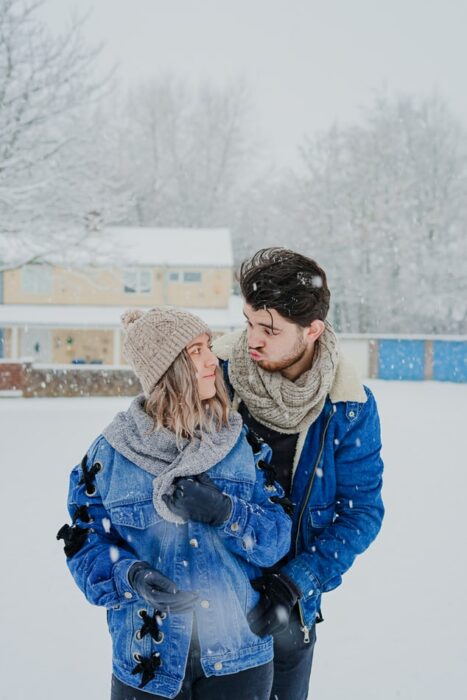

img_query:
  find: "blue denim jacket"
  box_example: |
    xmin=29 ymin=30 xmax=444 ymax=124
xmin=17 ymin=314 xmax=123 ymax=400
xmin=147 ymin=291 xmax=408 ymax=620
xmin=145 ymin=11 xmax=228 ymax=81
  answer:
xmin=220 ymin=355 xmax=384 ymax=642
xmin=63 ymin=427 xmax=291 ymax=698
xmin=282 ymin=387 xmax=384 ymax=638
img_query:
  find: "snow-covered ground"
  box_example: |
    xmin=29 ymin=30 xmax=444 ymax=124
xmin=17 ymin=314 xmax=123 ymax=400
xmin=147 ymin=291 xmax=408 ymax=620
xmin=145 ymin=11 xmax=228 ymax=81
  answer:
xmin=1 ymin=380 xmax=466 ymax=699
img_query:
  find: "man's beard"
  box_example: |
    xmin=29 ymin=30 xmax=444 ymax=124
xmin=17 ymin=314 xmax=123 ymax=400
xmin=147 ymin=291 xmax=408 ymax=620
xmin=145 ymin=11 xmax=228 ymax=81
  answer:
xmin=255 ymin=333 xmax=308 ymax=373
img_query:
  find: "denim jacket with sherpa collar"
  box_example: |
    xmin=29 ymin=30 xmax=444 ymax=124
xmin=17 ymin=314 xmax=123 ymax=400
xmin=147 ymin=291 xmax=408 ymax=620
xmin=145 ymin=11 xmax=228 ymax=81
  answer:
xmin=61 ymin=426 xmax=291 ymax=698
xmin=214 ymin=331 xmax=385 ymax=643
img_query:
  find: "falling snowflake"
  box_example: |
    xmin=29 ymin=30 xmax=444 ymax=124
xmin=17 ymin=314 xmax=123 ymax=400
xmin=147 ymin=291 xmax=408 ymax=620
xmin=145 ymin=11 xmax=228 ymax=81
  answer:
xmin=242 ymin=534 xmax=254 ymax=550
xmin=311 ymin=275 xmax=323 ymax=288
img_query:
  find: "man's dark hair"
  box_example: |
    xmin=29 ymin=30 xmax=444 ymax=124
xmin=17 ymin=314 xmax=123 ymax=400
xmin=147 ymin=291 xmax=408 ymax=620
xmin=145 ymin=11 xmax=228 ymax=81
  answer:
xmin=239 ymin=247 xmax=330 ymax=326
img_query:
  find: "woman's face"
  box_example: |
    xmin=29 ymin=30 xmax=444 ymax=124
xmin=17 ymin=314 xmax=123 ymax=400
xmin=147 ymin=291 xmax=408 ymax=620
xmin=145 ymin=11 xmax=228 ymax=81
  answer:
xmin=186 ymin=333 xmax=219 ymax=400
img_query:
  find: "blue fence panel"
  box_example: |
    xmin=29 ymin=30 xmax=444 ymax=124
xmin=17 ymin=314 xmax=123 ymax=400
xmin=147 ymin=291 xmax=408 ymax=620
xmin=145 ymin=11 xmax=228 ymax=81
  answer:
xmin=432 ymin=341 xmax=467 ymax=382
xmin=378 ymin=340 xmax=425 ymax=380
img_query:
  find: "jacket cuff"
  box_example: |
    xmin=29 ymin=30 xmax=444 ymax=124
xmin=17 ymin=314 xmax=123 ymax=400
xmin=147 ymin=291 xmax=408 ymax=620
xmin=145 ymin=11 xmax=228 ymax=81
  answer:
xmin=113 ymin=557 xmax=139 ymax=604
xmin=282 ymin=557 xmax=321 ymax=600
xmin=218 ymin=495 xmax=249 ymax=539
xmin=279 ymin=570 xmax=303 ymax=600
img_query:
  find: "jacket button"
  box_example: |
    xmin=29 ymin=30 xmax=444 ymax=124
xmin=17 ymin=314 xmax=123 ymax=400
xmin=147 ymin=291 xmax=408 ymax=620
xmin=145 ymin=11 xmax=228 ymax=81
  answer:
xmin=231 ymin=522 xmax=239 ymax=532
xmin=348 ymin=410 xmax=356 ymax=418
xmin=124 ymin=591 xmax=133 ymax=599
xmin=200 ymin=599 xmax=210 ymax=609
xmin=189 ymin=538 xmax=199 ymax=548
xmin=214 ymin=662 xmax=223 ymax=671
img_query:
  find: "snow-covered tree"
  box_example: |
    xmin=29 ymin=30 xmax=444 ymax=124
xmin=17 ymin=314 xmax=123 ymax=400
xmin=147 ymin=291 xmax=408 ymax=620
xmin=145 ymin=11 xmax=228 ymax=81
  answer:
xmin=294 ymin=93 xmax=467 ymax=333
xmin=0 ymin=0 xmax=124 ymax=271
xmin=111 ymin=76 xmax=259 ymax=229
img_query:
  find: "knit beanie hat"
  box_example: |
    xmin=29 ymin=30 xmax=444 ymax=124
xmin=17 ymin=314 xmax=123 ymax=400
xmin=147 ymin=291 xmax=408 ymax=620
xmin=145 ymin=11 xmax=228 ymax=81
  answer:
xmin=121 ymin=307 xmax=211 ymax=397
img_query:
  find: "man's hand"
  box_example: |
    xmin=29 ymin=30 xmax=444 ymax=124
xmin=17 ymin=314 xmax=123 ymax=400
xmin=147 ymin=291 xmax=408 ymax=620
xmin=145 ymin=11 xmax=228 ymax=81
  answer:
xmin=247 ymin=571 xmax=301 ymax=637
xmin=162 ymin=473 xmax=232 ymax=526
xmin=128 ymin=562 xmax=198 ymax=613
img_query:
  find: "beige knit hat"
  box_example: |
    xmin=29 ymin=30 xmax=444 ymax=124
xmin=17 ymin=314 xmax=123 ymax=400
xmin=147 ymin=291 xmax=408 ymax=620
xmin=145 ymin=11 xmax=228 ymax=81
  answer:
xmin=121 ymin=307 xmax=211 ymax=397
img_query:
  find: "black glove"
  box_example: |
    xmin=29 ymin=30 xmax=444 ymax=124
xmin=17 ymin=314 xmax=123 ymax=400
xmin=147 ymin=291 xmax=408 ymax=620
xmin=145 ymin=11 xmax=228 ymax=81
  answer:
xmin=128 ymin=562 xmax=198 ymax=613
xmin=162 ymin=473 xmax=232 ymax=526
xmin=247 ymin=571 xmax=301 ymax=637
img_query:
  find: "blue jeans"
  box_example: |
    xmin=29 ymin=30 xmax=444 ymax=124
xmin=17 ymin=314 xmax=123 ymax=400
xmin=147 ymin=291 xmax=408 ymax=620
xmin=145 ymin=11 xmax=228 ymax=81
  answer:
xmin=270 ymin=609 xmax=317 ymax=700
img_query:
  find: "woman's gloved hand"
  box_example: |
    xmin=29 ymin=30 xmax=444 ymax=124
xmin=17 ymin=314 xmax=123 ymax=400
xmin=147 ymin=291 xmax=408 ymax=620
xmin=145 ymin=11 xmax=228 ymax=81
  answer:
xmin=128 ymin=562 xmax=198 ymax=613
xmin=247 ymin=571 xmax=302 ymax=637
xmin=162 ymin=473 xmax=232 ymax=525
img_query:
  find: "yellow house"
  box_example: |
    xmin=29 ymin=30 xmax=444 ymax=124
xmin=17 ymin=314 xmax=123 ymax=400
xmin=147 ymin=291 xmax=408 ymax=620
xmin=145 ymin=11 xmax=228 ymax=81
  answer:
xmin=3 ymin=227 xmax=233 ymax=308
xmin=0 ymin=227 xmax=243 ymax=364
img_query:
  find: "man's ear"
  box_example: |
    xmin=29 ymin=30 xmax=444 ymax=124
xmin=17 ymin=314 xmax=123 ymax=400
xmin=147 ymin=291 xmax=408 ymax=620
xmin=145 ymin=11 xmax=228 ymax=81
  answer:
xmin=305 ymin=320 xmax=325 ymax=343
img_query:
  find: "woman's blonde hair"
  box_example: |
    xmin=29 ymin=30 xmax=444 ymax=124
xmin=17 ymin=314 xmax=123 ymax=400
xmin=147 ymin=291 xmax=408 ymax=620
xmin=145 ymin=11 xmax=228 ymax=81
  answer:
xmin=144 ymin=348 xmax=230 ymax=442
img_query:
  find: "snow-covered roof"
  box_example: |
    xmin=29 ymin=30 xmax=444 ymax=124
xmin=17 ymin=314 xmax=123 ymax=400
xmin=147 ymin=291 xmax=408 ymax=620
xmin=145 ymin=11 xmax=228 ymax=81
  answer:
xmin=45 ymin=227 xmax=233 ymax=268
xmin=0 ymin=295 xmax=244 ymax=331
xmin=2 ymin=302 xmax=466 ymax=340
xmin=1 ymin=227 xmax=233 ymax=269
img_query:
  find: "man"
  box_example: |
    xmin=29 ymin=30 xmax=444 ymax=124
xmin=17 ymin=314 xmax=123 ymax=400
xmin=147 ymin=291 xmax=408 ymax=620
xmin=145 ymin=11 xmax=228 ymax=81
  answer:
xmin=213 ymin=248 xmax=384 ymax=700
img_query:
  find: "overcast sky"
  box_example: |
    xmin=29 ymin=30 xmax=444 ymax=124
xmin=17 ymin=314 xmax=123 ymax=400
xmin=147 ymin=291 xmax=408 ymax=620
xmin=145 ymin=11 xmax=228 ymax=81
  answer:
xmin=39 ymin=0 xmax=467 ymax=166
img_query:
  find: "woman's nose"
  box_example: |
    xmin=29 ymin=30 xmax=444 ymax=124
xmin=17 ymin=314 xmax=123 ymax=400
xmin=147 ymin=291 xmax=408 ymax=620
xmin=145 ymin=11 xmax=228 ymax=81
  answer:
xmin=205 ymin=350 xmax=218 ymax=367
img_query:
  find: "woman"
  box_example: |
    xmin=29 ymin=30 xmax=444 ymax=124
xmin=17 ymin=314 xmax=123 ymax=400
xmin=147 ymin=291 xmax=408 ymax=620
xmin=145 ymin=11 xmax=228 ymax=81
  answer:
xmin=57 ymin=307 xmax=292 ymax=700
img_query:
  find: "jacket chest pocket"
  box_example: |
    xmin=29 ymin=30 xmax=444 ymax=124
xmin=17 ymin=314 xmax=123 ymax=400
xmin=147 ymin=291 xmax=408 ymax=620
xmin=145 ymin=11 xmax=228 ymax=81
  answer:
xmin=109 ymin=500 xmax=163 ymax=529
xmin=216 ymin=479 xmax=254 ymax=502
xmin=302 ymin=502 xmax=336 ymax=549
xmin=207 ymin=465 xmax=254 ymax=502
xmin=109 ymin=500 xmax=168 ymax=565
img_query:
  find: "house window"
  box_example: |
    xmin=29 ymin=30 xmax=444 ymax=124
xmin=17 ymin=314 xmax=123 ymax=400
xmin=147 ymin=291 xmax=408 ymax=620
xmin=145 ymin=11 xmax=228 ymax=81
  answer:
xmin=123 ymin=269 xmax=152 ymax=294
xmin=183 ymin=272 xmax=202 ymax=283
xmin=166 ymin=270 xmax=201 ymax=284
xmin=21 ymin=266 xmax=53 ymax=295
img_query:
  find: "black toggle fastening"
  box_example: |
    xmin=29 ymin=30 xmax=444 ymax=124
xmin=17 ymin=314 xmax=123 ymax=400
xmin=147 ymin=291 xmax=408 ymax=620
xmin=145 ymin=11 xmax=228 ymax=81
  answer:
xmin=257 ymin=459 xmax=277 ymax=488
xmin=245 ymin=429 xmax=265 ymax=453
xmin=56 ymin=523 xmax=88 ymax=557
xmin=78 ymin=454 xmax=101 ymax=495
xmin=131 ymin=652 xmax=162 ymax=688
xmin=73 ymin=504 xmax=92 ymax=523
xmin=270 ymin=495 xmax=295 ymax=517
xmin=138 ymin=611 xmax=164 ymax=643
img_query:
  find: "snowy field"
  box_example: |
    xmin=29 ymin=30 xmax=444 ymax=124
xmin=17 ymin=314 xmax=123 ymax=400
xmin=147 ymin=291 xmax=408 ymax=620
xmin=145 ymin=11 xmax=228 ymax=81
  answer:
xmin=1 ymin=380 xmax=466 ymax=700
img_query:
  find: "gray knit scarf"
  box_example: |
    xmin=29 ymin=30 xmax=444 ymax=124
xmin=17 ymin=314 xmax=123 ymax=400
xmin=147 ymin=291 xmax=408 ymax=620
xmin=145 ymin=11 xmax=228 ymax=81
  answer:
xmin=228 ymin=322 xmax=339 ymax=434
xmin=103 ymin=395 xmax=243 ymax=524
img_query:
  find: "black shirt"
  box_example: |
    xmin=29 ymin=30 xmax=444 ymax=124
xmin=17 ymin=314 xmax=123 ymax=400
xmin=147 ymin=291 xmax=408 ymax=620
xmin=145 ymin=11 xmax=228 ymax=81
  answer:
xmin=238 ymin=401 xmax=299 ymax=496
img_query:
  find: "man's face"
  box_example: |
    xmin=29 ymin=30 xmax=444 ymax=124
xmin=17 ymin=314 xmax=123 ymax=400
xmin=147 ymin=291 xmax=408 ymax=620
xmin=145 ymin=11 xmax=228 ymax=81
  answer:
xmin=243 ymin=303 xmax=310 ymax=373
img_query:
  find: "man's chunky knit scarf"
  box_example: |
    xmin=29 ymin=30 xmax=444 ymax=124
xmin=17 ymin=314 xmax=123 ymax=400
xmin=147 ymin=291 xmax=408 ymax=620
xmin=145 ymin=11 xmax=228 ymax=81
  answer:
xmin=228 ymin=323 xmax=339 ymax=434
